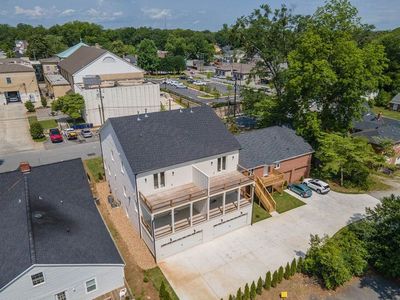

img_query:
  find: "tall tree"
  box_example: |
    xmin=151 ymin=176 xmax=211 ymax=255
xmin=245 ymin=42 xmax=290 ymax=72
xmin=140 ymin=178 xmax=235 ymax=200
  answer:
xmin=27 ymin=35 xmax=53 ymax=59
xmin=137 ymin=39 xmax=159 ymax=72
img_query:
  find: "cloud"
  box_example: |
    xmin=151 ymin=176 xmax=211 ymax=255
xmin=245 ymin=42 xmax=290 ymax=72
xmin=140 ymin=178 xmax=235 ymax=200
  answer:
xmin=86 ymin=8 xmax=122 ymax=21
xmin=15 ymin=6 xmax=45 ymax=18
xmin=113 ymin=11 xmax=123 ymax=16
xmin=60 ymin=9 xmax=75 ymax=16
xmin=193 ymin=20 xmax=200 ymax=24
xmin=141 ymin=8 xmax=171 ymax=20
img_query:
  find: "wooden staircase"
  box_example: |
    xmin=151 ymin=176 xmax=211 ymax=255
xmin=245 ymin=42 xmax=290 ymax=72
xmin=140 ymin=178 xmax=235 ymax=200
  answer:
xmin=254 ymin=175 xmax=276 ymax=213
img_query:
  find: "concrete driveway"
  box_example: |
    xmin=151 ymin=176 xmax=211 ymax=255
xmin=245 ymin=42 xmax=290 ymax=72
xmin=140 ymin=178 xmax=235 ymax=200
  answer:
xmin=0 ymin=103 xmax=40 ymax=155
xmin=159 ymin=191 xmax=380 ymax=300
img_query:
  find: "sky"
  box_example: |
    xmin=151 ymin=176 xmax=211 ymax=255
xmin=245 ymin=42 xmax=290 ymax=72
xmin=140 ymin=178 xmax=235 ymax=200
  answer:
xmin=0 ymin=0 xmax=399 ymax=31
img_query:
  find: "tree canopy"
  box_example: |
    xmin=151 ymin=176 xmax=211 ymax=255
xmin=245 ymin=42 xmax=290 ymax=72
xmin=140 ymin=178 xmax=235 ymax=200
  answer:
xmin=52 ymin=93 xmax=85 ymax=121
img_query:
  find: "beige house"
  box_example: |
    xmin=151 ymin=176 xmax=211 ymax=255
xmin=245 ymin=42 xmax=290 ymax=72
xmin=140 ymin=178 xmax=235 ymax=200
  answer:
xmin=44 ymin=74 xmax=71 ymax=99
xmin=0 ymin=63 xmax=40 ymax=105
xmin=39 ymin=57 xmax=60 ymax=76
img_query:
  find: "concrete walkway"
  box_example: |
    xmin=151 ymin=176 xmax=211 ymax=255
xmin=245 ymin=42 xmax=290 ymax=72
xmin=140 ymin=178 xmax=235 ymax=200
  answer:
xmin=159 ymin=191 xmax=380 ymax=300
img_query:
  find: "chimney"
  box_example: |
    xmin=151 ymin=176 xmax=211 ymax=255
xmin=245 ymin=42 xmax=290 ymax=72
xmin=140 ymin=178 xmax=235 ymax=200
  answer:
xmin=19 ymin=162 xmax=31 ymax=174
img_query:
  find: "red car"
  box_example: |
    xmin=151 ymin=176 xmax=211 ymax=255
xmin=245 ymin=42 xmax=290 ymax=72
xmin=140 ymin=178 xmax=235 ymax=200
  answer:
xmin=49 ymin=128 xmax=63 ymax=143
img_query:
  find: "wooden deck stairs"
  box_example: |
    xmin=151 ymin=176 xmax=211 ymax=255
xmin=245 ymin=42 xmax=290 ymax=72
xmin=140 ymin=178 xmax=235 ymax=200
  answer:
xmin=254 ymin=175 xmax=276 ymax=213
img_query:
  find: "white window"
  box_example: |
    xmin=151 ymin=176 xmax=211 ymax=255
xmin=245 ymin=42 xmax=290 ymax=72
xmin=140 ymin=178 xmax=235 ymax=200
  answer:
xmin=217 ymin=156 xmax=226 ymax=172
xmin=55 ymin=291 xmax=67 ymax=300
xmin=274 ymin=163 xmax=280 ymax=169
xmin=153 ymin=172 xmax=165 ymax=189
xmin=85 ymin=278 xmax=97 ymax=293
xmin=31 ymin=272 xmax=45 ymax=286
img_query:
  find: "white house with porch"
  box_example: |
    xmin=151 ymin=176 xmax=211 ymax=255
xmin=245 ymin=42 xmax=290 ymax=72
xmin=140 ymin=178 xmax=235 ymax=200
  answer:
xmin=100 ymin=106 xmax=255 ymax=261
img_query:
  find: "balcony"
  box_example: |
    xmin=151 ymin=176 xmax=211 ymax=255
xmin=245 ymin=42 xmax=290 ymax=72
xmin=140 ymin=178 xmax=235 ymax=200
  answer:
xmin=260 ymin=169 xmax=285 ymax=188
xmin=210 ymin=170 xmax=253 ymax=195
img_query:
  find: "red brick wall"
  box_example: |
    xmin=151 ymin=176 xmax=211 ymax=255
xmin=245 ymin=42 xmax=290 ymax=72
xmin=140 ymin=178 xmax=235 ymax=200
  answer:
xmin=253 ymin=154 xmax=312 ymax=184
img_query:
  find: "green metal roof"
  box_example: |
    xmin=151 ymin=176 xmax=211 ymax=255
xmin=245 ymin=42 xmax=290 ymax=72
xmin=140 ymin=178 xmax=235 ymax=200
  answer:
xmin=56 ymin=42 xmax=88 ymax=59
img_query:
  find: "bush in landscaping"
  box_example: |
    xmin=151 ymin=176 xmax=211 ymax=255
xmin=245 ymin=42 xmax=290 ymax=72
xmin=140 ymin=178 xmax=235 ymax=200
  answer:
xmin=236 ymin=287 xmax=242 ymax=300
xmin=374 ymin=90 xmax=392 ymax=107
xmin=256 ymin=277 xmax=263 ymax=295
xmin=271 ymin=271 xmax=278 ymax=288
xmin=284 ymin=263 xmax=291 ymax=280
xmin=278 ymin=266 xmax=284 ymax=283
xmin=264 ymin=271 xmax=271 ymax=290
xmin=30 ymin=122 xmax=44 ymax=139
xmin=159 ymin=281 xmax=171 ymax=300
xmin=25 ymin=100 xmax=35 ymax=112
xmin=291 ymin=258 xmax=297 ymax=276
xmin=41 ymin=97 xmax=47 ymax=108
xmin=250 ymin=281 xmax=256 ymax=300
xmin=243 ymin=284 xmax=250 ymax=300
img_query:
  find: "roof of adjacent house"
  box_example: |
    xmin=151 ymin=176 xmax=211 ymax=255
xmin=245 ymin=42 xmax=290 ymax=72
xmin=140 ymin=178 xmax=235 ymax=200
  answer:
xmin=58 ymin=46 xmax=107 ymax=75
xmin=236 ymin=126 xmax=314 ymax=169
xmin=0 ymin=159 xmax=123 ymax=290
xmin=102 ymin=106 xmax=241 ymax=175
xmin=352 ymin=111 xmax=400 ymax=144
xmin=390 ymin=93 xmax=400 ymax=105
xmin=216 ymin=63 xmax=255 ymax=74
xmin=56 ymin=41 xmax=88 ymax=59
xmin=0 ymin=63 xmax=34 ymax=73
xmin=45 ymin=74 xmax=70 ymax=86
xmin=39 ymin=56 xmax=60 ymax=64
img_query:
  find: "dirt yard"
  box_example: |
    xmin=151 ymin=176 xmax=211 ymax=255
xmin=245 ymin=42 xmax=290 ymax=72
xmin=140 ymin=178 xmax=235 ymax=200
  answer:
xmin=94 ymin=182 xmax=159 ymax=299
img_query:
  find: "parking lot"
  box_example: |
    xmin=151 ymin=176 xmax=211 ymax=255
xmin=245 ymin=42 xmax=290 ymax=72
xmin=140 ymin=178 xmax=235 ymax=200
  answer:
xmin=159 ymin=190 xmax=380 ymax=300
xmin=44 ymin=129 xmax=99 ymax=150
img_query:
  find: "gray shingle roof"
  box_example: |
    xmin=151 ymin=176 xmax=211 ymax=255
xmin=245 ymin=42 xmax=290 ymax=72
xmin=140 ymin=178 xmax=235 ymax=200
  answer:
xmin=102 ymin=106 xmax=241 ymax=175
xmin=58 ymin=46 xmax=106 ymax=75
xmin=0 ymin=63 xmax=34 ymax=73
xmin=236 ymin=126 xmax=314 ymax=169
xmin=0 ymin=159 xmax=123 ymax=290
xmin=390 ymin=93 xmax=400 ymax=105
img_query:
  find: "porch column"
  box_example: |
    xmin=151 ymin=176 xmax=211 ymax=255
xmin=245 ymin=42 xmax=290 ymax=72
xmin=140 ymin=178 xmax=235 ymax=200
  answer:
xmin=222 ymin=192 xmax=226 ymax=215
xmin=207 ymin=197 xmax=210 ymax=220
xmin=237 ymin=187 xmax=241 ymax=210
xmin=171 ymin=208 xmax=175 ymax=233
xmin=151 ymin=214 xmax=155 ymax=239
xmin=190 ymin=203 xmax=193 ymax=227
xmin=251 ymin=185 xmax=255 ymax=204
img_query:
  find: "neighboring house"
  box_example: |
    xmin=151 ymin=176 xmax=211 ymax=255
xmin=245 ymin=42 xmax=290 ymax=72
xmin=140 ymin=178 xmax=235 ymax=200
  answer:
xmin=100 ymin=106 xmax=255 ymax=261
xmin=389 ymin=93 xmax=400 ymax=111
xmin=39 ymin=57 xmax=60 ymax=76
xmin=157 ymin=50 xmax=168 ymax=59
xmin=56 ymin=41 xmax=88 ymax=59
xmin=0 ymin=50 xmax=7 ymax=59
xmin=14 ymin=40 xmax=28 ymax=57
xmin=353 ymin=111 xmax=400 ymax=164
xmin=123 ymin=55 xmax=137 ymax=65
xmin=0 ymin=61 xmax=40 ymax=105
xmin=0 ymin=159 xmax=125 ymax=300
xmin=236 ymin=126 xmax=314 ymax=184
xmin=58 ymin=46 xmax=144 ymax=90
xmin=215 ymin=63 xmax=257 ymax=82
xmin=186 ymin=59 xmax=204 ymax=71
xmin=44 ymin=74 xmax=71 ymax=99
xmin=75 ymin=79 xmax=161 ymax=126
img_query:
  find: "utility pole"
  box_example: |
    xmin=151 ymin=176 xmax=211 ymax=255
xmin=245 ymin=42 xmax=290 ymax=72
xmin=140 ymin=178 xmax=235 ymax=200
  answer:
xmin=233 ymin=77 xmax=237 ymax=117
xmin=98 ymin=84 xmax=105 ymax=125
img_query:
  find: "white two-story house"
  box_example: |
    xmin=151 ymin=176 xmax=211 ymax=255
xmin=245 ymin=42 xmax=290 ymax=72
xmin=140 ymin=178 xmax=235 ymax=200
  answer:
xmin=100 ymin=106 xmax=255 ymax=261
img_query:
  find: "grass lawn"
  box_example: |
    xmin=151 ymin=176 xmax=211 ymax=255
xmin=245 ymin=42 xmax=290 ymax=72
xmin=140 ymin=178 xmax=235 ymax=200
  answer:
xmin=144 ymin=267 xmax=179 ymax=300
xmin=372 ymin=105 xmax=400 ymax=121
xmin=27 ymin=115 xmax=57 ymax=129
xmin=328 ymin=174 xmax=392 ymax=194
xmin=252 ymin=202 xmax=271 ymax=223
xmin=84 ymin=157 xmax=105 ymax=182
xmin=273 ymin=191 xmax=306 ymax=214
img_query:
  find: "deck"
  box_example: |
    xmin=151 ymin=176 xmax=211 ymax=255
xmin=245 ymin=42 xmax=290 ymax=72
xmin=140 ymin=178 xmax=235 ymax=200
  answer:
xmin=210 ymin=170 xmax=253 ymax=195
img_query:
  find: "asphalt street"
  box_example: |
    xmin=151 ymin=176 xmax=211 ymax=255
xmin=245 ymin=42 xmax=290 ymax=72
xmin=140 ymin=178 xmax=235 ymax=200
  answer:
xmin=0 ymin=141 xmax=101 ymax=173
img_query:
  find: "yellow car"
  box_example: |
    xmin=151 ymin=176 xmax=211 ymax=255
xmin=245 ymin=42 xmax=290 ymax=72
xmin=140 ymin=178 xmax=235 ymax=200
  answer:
xmin=64 ymin=128 xmax=78 ymax=140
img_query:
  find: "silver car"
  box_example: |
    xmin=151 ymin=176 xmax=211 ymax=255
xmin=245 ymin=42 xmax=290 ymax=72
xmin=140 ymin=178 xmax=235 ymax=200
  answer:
xmin=302 ymin=178 xmax=330 ymax=194
xmin=80 ymin=128 xmax=93 ymax=138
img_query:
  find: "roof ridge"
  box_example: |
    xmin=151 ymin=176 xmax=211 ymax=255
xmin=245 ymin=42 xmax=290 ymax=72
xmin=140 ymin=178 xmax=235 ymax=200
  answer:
xmin=23 ymin=176 xmax=36 ymax=265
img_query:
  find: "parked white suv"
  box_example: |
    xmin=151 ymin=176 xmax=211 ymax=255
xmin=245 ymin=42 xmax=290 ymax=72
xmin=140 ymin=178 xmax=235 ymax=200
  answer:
xmin=302 ymin=178 xmax=330 ymax=194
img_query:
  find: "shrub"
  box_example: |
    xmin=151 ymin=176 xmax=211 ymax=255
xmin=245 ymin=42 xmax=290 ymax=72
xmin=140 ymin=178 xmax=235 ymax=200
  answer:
xmin=250 ymin=281 xmax=256 ymax=300
xmin=143 ymin=276 xmax=149 ymax=282
xmin=291 ymin=258 xmax=297 ymax=276
xmin=375 ymin=90 xmax=392 ymax=107
xmin=243 ymin=283 xmax=250 ymax=300
xmin=228 ymin=295 xmax=234 ymax=300
xmin=236 ymin=287 xmax=242 ymax=300
xmin=278 ymin=266 xmax=284 ymax=283
xmin=264 ymin=271 xmax=271 ymax=290
xmin=297 ymin=257 xmax=303 ymax=273
xmin=30 ymin=122 xmax=44 ymax=139
xmin=41 ymin=97 xmax=47 ymax=108
xmin=256 ymin=277 xmax=263 ymax=295
xmin=159 ymin=281 xmax=166 ymax=299
xmin=271 ymin=271 xmax=278 ymax=288
xmin=284 ymin=263 xmax=291 ymax=280
xmin=25 ymin=100 xmax=35 ymax=112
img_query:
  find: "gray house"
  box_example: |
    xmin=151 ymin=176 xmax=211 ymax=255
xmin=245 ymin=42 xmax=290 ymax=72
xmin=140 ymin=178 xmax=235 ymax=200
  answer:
xmin=389 ymin=93 xmax=400 ymax=111
xmin=0 ymin=159 xmax=125 ymax=300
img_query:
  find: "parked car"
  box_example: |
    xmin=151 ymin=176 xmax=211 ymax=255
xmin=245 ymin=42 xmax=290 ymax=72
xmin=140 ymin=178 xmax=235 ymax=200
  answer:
xmin=193 ymin=80 xmax=207 ymax=86
xmin=302 ymin=178 xmax=330 ymax=194
xmin=175 ymin=83 xmax=187 ymax=89
xmin=288 ymin=183 xmax=312 ymax=198
xmin=64 ymin=128 xmax=78 ymax=140
xmin=49 ymin=128 xmax=63 ymax=143
xmin=80 ymin=128 xmax=93 ymax=138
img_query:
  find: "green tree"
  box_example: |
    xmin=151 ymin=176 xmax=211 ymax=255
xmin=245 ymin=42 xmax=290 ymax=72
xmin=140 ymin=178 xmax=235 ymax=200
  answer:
xmin=30 ymin=122 xmax=44 ymax=139
xmin=256 ymin=277 xmax=263 ymax=295
xmin=25 ymin=101 xmax=35 ymax=112
xmin=374 ymin=90 xmax=392 ymax=107
xmin=41 ymin=97 xmax=47 ymax=108
xmin=316 ymin=133 xmax=384 ymax=188
xmin=297 ymin=257 xmax=304 ymax=273
xmin=53 ymin=93 xmax=85 ymax=121
xmin=137 ymin=39 xmax=159 ymax=72
xmin=250 ymin=281 xmax=256 ymax=300
xmin=277 ymin=266 xmax=284 ymax=283
xmin=264 ymin=271 xmax=271 ymax=290
xmin=365 ymin=195 xmax=400 ymax=278
xmin=44 ymin=34 xmax=67 ymax=54
xmin=243 ymin=283 xmax=250 ymax=300
xmin=284 ymin=262 xmax=291 ymax=280
xmin=271 ymin=271 xmax=278 ymax=288
xmin=27 ymin=35 xmax=52 ymax=59
xmin=165 ymin=35 xmax=188 ymax=57
xmin=290 ymin=258 xmax=297 ymax=276
xmin=236 ymin=287 xmax=242 ymax=300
